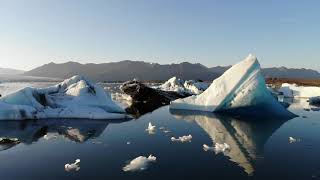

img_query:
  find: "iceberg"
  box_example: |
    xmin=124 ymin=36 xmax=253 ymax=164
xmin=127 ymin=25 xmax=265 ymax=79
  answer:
xmin=279 ymin=83 xmax=320 ymax=98
xmin=0 ymin=75 xmax=129 ymax=120
xmin=122 ymin=155 xmax=157 ymax=172
xmin=156 ymin=77 xmax=209 ymax=95
xmin=65 ymin=159 xmax=81 ymax=172
xmin=170 ymin=54 xmax=295 ymax=118
xmin=170 ymin=134 xmax=192 ymax=143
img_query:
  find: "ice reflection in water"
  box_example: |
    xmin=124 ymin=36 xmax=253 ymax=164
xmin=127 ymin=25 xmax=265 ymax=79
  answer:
xmin=171 ymin=110 xmax=293 ymax=175
xmin=0 ymin=119 xmax=128 ymax=151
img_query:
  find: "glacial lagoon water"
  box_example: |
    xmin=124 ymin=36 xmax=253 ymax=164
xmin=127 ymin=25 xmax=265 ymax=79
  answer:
xmin=0 ymin=82 xmax=320 ymax=180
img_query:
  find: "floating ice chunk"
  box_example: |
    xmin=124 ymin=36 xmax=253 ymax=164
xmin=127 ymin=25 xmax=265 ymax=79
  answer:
xmin=156 ymin=77 xmax=209 ymax=95
xmin=0 ymin=75 xmax=129 ymax=120
xmin=126 ymin=141 xmax=131 ymax=145
xmin=171 ymin=135 xmax=192 ymax=143
xmin=122 ymin=155 xmax=156 ymax=172
xmin=65 ymin=159 xmax=80 ymax=172
xmin=146 ymin=122 xmax=156 ymax=134
xmin=279 ymin=83 xmax=320 ymax=98
xmin=289 ymin=137 xmax=297 ymax=143
xmin=203 ymin=144 xmax=214 ymax=151
xmin=170 ymin=54 xmax=295 ymax=118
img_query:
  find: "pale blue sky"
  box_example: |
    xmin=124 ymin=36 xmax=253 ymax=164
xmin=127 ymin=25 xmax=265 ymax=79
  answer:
xmin=0 ymin=0 xmax=319 ymax=70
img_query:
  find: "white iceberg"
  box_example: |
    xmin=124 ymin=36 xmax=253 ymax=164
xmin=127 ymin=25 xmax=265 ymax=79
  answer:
xmin=146 ymin=122 xmax=156 ymax=134
xmin=156 ymin=77 xmax=209 ymax=95
xmin=171 ymin=134 xmax=192 ymax=143
xmin=170 ymin=54 xmax=295 ymax=117
xmin=288 ymin=136 xmax=301 ymax=143
xmin=278 ymin=83 xmax=320 ymax=98
xmin=203 ymin=144 xmax=214 ymax=151
xmin=65 ymin=159 xmax=80 ymax=172
xmin=122 ymin=155 xmax=156 ymax=172
xmin=0 ymin=75 xmax=129 ymax=120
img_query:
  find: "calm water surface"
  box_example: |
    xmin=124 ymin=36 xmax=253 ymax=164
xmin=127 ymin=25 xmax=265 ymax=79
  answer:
xmin=0 ymin=82 xmax=319 ymax=179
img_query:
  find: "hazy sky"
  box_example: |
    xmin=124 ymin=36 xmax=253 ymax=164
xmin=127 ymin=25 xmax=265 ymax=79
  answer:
xmin=0 ymin=0 xmax=319 ymax=71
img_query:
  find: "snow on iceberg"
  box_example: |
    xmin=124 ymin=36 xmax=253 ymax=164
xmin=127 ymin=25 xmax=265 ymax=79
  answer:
xmin=170 ymin=54 xmax=296 ymax=118
xmin=0 ymin=75 xmax=129 ymax=120
xmin=156 ymin=77 xmax=209 ymax=95
xmin=279 ymin=83 xmax=320 ymax=98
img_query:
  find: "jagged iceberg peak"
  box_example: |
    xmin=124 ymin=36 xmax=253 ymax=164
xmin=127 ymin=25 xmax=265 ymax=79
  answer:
xmin=170 ymin=54 xmax=296 ymax=118
xmin=0 ymin=75 xmax=128 ymax=120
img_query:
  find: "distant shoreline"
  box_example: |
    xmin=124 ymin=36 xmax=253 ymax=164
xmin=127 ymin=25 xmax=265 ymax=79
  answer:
xmin=266 ymin=78 xmax=320 ymax=87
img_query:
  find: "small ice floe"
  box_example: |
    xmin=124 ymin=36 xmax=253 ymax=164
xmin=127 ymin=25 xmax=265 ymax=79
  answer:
xmin=122 ymin=155 xmax=156 ymax=172
xmin=203 ymin=144 xmax=214 ymax=151
xmin=289 ymin=136 xmax=300 ymax=143
xmin=163 ymin=130 xmax=171 ymax=134
xmin=65 ymin=159 xmax=80 ymax=172
xmin=146 ymin=122 xmax=156 ymax=134
xmin=127 ymin=141 xmax=131 ymax=145
xmin=92 ymin=140 xmax=103 ymax=144
xmin=159 ymin=126 xmax=171 ymax=133
xmin=171 ymin=135 xmax=192 ymax=143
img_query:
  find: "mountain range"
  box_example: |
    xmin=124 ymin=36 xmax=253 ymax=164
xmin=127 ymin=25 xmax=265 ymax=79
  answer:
xmin=0 ymin=67 xmax=24 ymax=75
xmin=23 ymin=61 xmax=320 ymax=82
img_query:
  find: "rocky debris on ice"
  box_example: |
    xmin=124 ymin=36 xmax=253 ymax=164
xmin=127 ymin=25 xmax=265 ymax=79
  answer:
xmin=120 ymin=80 xmax=186 ymax=117
xmin=309 ymin=96 xmax=320 ymax=106
xmin=171 ymin=134 xmax=192 ymax=143
xmin=122 ymin=155 xmax=157 ymax=172
xmin=278 ymin=83 xmax=320 ymax=98
xmin=156 ymin=77 xmax=209 ymax=96
xmin=0 ymin=137 xmax=20 ymax=151
xmin=170 ymin=54 xmax=296 ymax=118
xmin=65 ymin=159 xmax=80 ymax=172
xmin=0 ymin=137 xmax=20 ymax=144
xmin=0 ymin=75 xmax=129 ymax=120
